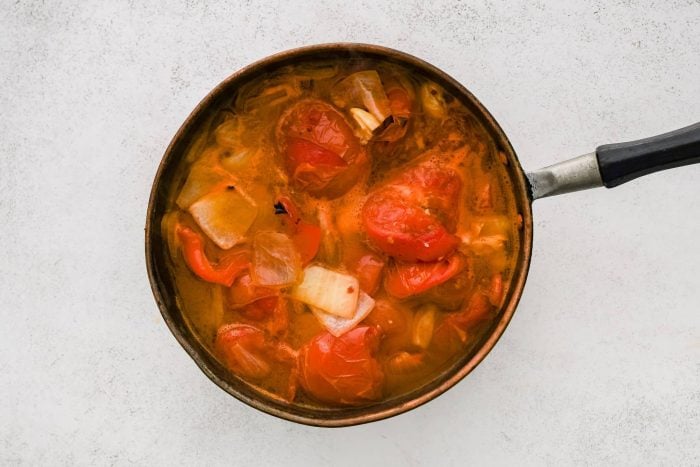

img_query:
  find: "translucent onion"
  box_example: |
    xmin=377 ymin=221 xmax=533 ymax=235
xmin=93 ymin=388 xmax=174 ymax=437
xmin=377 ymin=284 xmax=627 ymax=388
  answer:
xmin=350 ymin=107 xmax=382 ymax=142
xmin=176 ymin=153 xmax=234 ymax=209
xmin=420 ymin=82 xmax=447 ymax=119
xmin=251 ymin=232 xmax=302 ymax=288
xmin=412 ymin=305 xmax=437 ymax=349
xmin=290 ymin=265 xmax=359 ymax=318
xmin=188 ymin=186 xmax=258 ymax=250
xmin=310 ymin=291 xmax=375 ymax=337
xmin=330 ymin=70 xmax=391 ymax=122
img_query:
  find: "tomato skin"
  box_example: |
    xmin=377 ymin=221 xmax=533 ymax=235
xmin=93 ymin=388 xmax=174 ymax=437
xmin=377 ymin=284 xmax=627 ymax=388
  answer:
xmin=227 ymin=273 xmax=276 ymax=309
xmin=421 ymin=266 xmax=474 ymax=310
xmin=384 ymin=254 xmax=465 ymax=299
xmin=241 ymin=296 xmax=279 ymax=321
xmin=281 ymin=100 xmax=358 ymax=156
xmin=277 ymin=100 xmax=367 ymax=197
xmin=394 ymin=164 xmax=462 ymax=231
xmin=285 ymin=137 xmax=348 ymax=193
xmin=343 ymin=246 xmax=385 ymax=293
xmin=362 ymin=192 xmax=459 ymax=262
xmin=214 ymin=324 xmax=273 ymax=379
xmin=387 ymin=86 xmax=412 ymax=118
xmin=226 ymin=274 xmax=289 ymax=335
xmin=298 ymin=326 xmax=384 ymax=405
xmin=276 ymin=196 xmax=321 ymax=265
xmin=264 ymin=298 xmax=290 ymax=337
xmin=362 ymin=163 xmax=462 ymax=261
xmin=215 ymin=324 xmax=296 ymax=379
xmin=241 ymin=297 xmax=289 ymax=336
xmin=292 ymin=222 xmax=322 ymax=265
xmin=447 ymin=292 xmax=492 ymax=330
xmin=286 ymin=137 xmax=348 ymax=169
xmin=354 ymin=253 xmax=385 ymax=295
xmin=431 ymin=293 xmax=492 ymax=356
xmin=363 ymin=299 xmax=409 ymax=336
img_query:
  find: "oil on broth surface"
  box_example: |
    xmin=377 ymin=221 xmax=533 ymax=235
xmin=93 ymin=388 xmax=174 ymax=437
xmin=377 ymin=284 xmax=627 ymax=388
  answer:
xmin=162 ymin=58 xmax=521 ymax=407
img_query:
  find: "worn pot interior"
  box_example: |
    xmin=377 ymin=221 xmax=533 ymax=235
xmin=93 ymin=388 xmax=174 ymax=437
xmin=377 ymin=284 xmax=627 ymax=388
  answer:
xmin=145 ymin=43 xmax=534 ymax=426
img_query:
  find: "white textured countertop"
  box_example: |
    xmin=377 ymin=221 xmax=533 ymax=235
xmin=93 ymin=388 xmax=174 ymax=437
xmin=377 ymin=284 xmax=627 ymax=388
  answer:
xmin=2 ymin=1 xmax=699 ymax=465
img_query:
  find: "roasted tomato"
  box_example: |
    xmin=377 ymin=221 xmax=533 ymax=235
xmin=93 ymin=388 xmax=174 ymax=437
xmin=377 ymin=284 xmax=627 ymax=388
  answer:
xmin=421 ymin=266 xmax=474 ymax=310
xmin=241 ymin=296 xmax=279 ymax=321
xmin=393 ymin=163 xmax=462 ymax=231
xmin=384 ymin=254 xmax=465 ymax=299
xmin=225 ymin=275 xmax=289 ymax=335
xmin=363 ymin=299 xmax=409 ymax=336
xmin=431 ymin=293 xmax=493 ymax=357
xmin=277 ymin=100 xmax=368 ymax=198
xmin=275 ymin=195 xmax=321 ymax=264
xmin=362 ymin=163 xmax=462 ymax=261
xmin=298 ymin=326 xmax=384 ymax=405
xmin=214 ymin=324 xmax=296 ymax=380
xmin=353 ymin=253 xmax=385 ymax=295
xmin=387 ymin=85 xmax=412 ymax=119
xmin=263 ymin=298 xmax=290 ymax=337
xmin=362 ymin=192 xmax=458 ymax=262
xmin=227 ymin=273 xmax=277 ymax=309
xmin=292 ymin=222 xmax=322 ymax=264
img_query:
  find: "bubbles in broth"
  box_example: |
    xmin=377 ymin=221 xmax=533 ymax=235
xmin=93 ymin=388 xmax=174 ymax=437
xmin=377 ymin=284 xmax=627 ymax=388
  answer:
xmin=162 ymin=58 xmax=521 ymax=407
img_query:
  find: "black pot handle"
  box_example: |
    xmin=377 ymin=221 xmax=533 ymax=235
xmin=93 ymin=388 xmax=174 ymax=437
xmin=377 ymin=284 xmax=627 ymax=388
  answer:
xmin=596 ymin=122 xmax=700 ymax=188
xmin=527 ymin=122 xmax=700 ymax=200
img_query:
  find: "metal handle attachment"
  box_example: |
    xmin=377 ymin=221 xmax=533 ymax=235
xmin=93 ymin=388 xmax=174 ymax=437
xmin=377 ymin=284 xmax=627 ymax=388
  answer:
xmin=526 ymin=152 xmax=603 ymax=200
xmin=526 ymin=122 xmax=700 ymax=201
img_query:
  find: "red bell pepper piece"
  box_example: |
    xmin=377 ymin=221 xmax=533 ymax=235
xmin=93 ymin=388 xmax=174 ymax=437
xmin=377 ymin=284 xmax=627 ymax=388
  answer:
xmin=292 ymin=222 xmax=322 ymax=265
xmin=175 ymin=224 xmax=249 ymax=287
xmin=383 ymin=254 xmax=465 ymax=299
xmin=277 ymin=196 xmax=321 ymax=265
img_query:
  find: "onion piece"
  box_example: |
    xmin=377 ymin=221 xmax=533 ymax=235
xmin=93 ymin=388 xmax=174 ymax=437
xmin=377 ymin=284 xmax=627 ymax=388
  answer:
xmin=176 ymin=155 xmax=234 ymax=209
xmin=331 ymin=70 xmax=391 ymax=122
xmin=290 ymin=265 xmax=359 ymax=318
xmin=244 ymin=83 xmax=300 ymax=113
xmin=251 ymin=232 xmax=302 ymax=288
xmin=350 ymin=107 xmax=382 ymax=141
xmin=213 ymin=117 xmax=261 ymax=173
xmin=310 ymin=291 xmax=375 ymax=337
xmin=420 ymin=82 xmax=447 ymax=119
xmin=412 ymin=305 xmax=436 ymax=349
xmin=161 ymin=211 xmax=181 ymax=261
xmin=293 ymin=63 xmax=339 ymax=80
xmin=188 ymin=186 xmax=258 ymax=250
xmin=219 ymin=147 xmax=258 ymax=173
xmin=214 ymin=117 xmax=244 ymax=149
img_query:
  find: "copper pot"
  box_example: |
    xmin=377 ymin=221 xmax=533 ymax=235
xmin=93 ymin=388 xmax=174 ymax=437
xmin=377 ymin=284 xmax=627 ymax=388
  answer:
xmin=145 ymin=43 xmax=700 ymax=427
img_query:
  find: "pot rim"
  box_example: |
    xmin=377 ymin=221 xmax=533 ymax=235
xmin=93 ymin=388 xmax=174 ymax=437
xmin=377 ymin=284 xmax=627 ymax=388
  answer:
xmin=145 ymin=42 xmax=534 ymax=427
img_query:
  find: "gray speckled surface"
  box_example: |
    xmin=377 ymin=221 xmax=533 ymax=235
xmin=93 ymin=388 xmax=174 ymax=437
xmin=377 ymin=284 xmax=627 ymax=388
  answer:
xmin=2 ymin=1 xmax=699 ymax=465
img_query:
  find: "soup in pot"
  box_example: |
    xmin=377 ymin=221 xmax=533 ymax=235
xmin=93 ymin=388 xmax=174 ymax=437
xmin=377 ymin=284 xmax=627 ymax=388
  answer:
xmin=161 ymin=58 xmax=521 ymax=407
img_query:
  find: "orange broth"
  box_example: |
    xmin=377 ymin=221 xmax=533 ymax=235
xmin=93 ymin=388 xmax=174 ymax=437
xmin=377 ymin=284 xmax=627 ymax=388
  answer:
xmin=162 ymin=59 xmax=521 ymax=406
